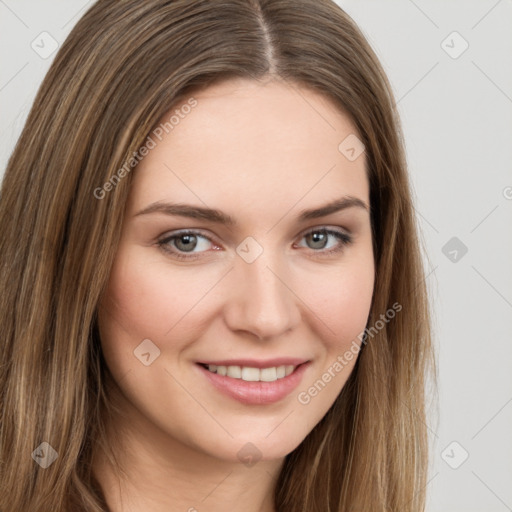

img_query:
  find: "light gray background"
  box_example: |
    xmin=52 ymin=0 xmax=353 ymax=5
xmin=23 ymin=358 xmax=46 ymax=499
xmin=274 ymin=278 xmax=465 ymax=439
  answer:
xmin=1 ymin=1 xmax=511 ymax=511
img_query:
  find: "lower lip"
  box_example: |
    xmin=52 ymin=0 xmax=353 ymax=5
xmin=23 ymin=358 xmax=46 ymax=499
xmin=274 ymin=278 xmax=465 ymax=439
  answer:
xmin=197 ymin=363 xmax=310 ymax=405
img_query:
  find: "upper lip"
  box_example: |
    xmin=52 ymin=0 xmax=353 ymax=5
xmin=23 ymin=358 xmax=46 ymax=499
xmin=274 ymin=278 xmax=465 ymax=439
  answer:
xmin=197 ymin=357 xmax=309 ymax=368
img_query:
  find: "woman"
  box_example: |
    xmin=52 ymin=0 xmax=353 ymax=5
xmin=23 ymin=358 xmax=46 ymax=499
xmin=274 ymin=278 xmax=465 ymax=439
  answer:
xmin=0 ymin=1 xmax=434 ymax=511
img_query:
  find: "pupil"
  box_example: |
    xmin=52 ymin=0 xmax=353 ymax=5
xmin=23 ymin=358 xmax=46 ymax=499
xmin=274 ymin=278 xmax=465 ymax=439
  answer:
xmin=309 ymin=232 xmax=327 ymax=249
xmin=176 ymin=234 xmax=196 ymax=252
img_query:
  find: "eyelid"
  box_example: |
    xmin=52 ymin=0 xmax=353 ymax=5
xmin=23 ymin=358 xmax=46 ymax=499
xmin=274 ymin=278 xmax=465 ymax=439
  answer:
xmin=159 ymin=227 xmax=214 ymax=241
xmin=299 ymin=224 xmax=351 ymax=237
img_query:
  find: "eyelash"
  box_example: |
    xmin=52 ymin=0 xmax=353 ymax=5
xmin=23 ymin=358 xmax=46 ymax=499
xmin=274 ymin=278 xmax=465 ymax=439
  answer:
xmin=157 ymin=227 xmax=353 ymax=261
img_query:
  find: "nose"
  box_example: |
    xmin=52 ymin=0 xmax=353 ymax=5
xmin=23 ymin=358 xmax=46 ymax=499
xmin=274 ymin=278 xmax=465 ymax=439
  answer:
xmin=223 ymin=250 xmax=302 ymax=341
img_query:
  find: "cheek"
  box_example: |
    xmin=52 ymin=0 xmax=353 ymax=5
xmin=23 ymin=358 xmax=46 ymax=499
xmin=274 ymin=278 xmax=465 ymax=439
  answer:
xmin=101 ymin=248 xmax=206 ymax=336
xmin=98 ymin=245 xmax=224 ymax=377
xmin=327 ymin=274 xmax=373 ymax=342
xmin=293 ymin=259 xmax=374 ymax=413
xmin=301 ymin=256 xmax=375 ymax=351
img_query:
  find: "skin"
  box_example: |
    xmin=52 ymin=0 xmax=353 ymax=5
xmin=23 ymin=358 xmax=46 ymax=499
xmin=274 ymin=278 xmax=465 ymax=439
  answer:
xmin=93 ymin=77 xmax=375 ymax=512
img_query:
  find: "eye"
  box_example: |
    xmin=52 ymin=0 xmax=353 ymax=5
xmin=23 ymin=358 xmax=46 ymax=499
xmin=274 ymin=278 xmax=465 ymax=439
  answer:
xmin=295 ymin=228 xmax=353 ymax=255
xmin=157 ymin=227 xmax=353 ymax=261
xmin=157 ymin=230 xmax=217 ymax=260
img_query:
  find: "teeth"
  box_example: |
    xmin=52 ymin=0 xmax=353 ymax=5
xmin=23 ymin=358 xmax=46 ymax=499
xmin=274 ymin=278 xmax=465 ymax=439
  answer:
xmin=227 ymin=366 xmax=242 ymax=378
xmin=241 ymin=367 xmax=260 ymax=381
xmin=205 ymin=364 xmax=297 ymax=381
xmin=260 ymin=367 xmax=277 ymax=382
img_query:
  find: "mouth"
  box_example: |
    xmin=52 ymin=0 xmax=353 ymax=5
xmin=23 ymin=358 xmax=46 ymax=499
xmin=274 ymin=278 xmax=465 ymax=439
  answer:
xmin=198 ymin=363 xmax=300 ymax=382
xmin=195 ymin=359 xmax=311 ymax=405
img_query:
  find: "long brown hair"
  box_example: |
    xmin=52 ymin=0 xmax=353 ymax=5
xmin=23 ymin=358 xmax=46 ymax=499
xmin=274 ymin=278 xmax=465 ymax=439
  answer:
xmin=0 ymin=1 xmax=434 ymax=510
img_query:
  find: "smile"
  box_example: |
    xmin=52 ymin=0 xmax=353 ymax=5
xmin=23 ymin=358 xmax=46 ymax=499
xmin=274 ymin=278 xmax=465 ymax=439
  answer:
xmin=200 ymin=363 xmax=297 ymax=382
xmin=196 ymin=359 xmax=311 ymax=405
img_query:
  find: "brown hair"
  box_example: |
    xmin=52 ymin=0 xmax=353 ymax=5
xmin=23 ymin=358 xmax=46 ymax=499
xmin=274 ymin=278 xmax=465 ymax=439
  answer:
xmin=0 ymin=0 xmax=434 ymax=510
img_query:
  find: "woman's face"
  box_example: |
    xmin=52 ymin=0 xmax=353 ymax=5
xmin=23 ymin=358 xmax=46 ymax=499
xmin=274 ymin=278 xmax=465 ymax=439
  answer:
xmin=98 ymin=78 xmax=374 ymax=464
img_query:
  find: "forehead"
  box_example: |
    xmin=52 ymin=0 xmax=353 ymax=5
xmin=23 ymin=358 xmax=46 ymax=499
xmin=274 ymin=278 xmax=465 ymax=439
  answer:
xmin=130 ymin=78 xmax=368 ymax=218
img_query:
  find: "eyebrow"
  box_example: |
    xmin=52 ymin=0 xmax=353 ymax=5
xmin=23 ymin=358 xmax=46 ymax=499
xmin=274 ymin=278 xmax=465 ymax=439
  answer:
xmin=134 ymin=195 xmax=369 ymax=226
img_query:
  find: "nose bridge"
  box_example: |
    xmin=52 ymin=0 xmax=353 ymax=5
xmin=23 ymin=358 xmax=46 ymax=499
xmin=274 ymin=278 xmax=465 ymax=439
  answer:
xmin=224 ymin=241 xmax=301 ymax=339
